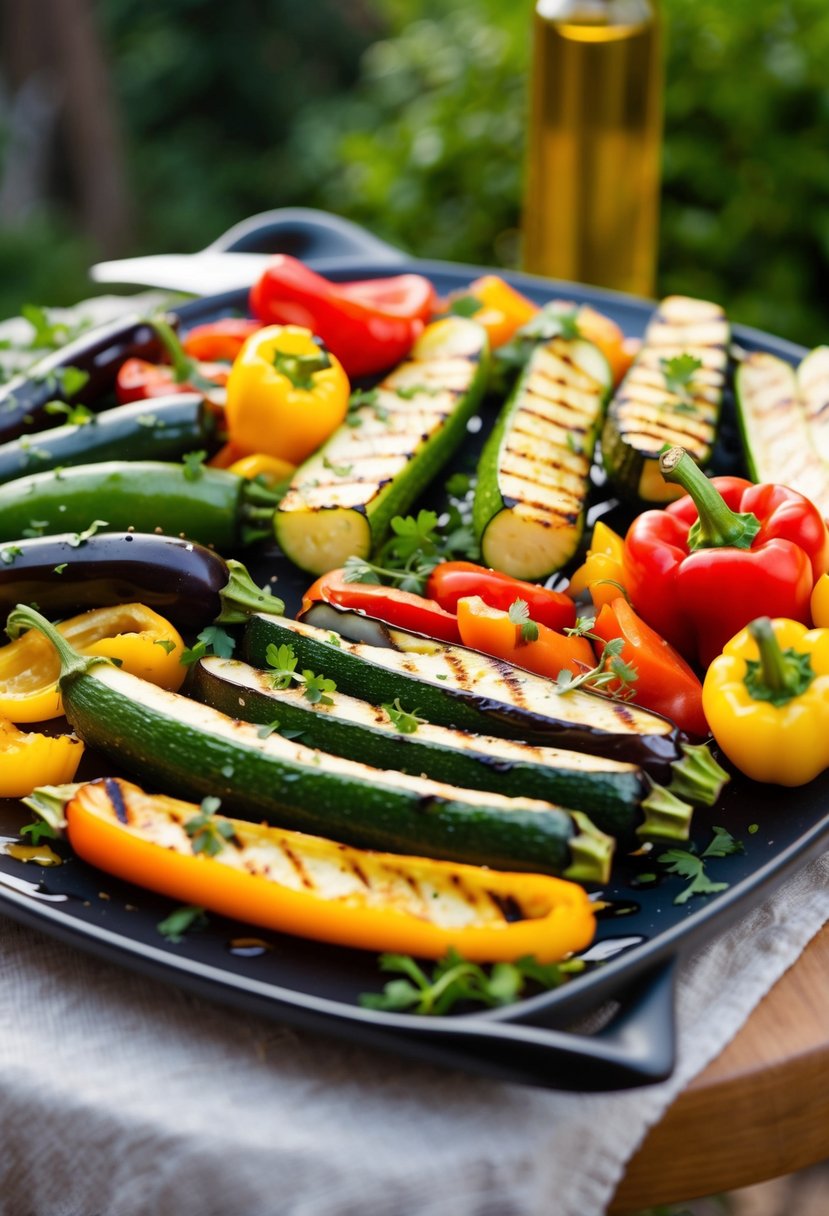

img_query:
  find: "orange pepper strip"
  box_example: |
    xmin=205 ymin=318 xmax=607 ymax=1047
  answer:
xmin=591 ymin=598 xmax=708 ymax=737
xmin=0 ymin=716 xmax=84 ymax=797
xmin=461 ymin=276 xmax=540 ymax=349
xmin=0 ymin=603 xmax=186 ymax=722
xmin=207 ymin=440 xmax=246 ymax=469
xmin=63 ymin=779 xmax=596 ymax=964
xmin=568 ymin=521 xmax=629 ymax=610
xmin=575 ymin=306 xmax=633 ymax=386
xmin=456 ymin=596 xmax=594 ymax=679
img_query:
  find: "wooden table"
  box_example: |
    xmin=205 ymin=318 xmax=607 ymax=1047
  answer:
xmin=610 ymin=922 xmax=829 ymax=1212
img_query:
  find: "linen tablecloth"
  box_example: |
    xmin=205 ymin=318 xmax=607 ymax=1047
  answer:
xmin=0 ymin=299 xmax=827 ymax=1216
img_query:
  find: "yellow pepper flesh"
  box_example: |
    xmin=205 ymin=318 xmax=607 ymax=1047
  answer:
xmin=225 ymin=325 xmax=350 ymax=466
xmin=0 ymin=716 xmax=84 ymax=797
xmin=0 ymin=603 xmax=187 ymax=722
xmin=568 ymin=521 xmax=629 ymax=609
xmin=702 ymin=617 xmax=829 ymax=786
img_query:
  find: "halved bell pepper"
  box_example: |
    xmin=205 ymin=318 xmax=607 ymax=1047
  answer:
xmin=567 ymin=521 xmax=628 ymax=610
xmin=456 ymin=596 xmax=594 ymax=678
xmin=225 ymin=325 xmax=350 ymax=466
xmin=28 ymin=777 xmax=596 ymax=963
xmin=591 ymin=598 xmax=708 ymax=737
xmin=0 ymin=603 xmax=186 ymax=722
xmin=0 ymin=715 xmax=84 ymax=797
xmin=226 ymin=452 xmax=296 ymax=489
xmin=181 ymin=317 xmax=263 ymax=363
xmin=426 ymin=560 xmax=576 ymax=632
xmin=448 ymin=276 xmax=539 ymax=349
xmin=702 ymin=617 xmax=829 ymax=785
xmin=249 ymin=255 xmax=436 ymax=380
xmin=301 ymin=569 xmax=462 ymax=643
xmin=116 ymin=317 xmax=228 ymax=404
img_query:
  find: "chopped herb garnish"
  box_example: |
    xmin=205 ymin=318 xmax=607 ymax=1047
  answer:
xmin=20 ymin=820 xmax=58 ymax=845
xmin=184 ymin=796 xmax=235 ymax=857
xmin=136 ymin=413 xmax=159 ymax=428
xmin=22 ymin=520 xmax=49 ymax=539
xmin=359 ymin=948 xmax=584 ymax=1016
xmin=44 ymin=400 xmax=94 ymax=426
xmin=69 ymin=519 xmax=109 ymax=547
xmin=382 ymin=697 xmax=425 ymax=734
xmin=508 ymin=597 xmax=539 ymax=643
xmin=181 ymin=450 xmax=207 ymax=481
xmin=658 ymin=826 xmax=744 ymax=906
xmin=1 ymin=545 xmax=22 ymax=565
xmin=53 ymin=563 xmax=67 ymax=574
xmin=395 ymin=383 xmax=438 ymax=400
xmin=661 ymin=353 xmax=703 ymax=398
xmin=748 ymin=823 xmax=759 ymax=835
xmin=265 ymin=642 xmax=300 ymax=688
xmin=555 ymin=637 xmax=638 ymax=699
xmin=322 ymin=456 xmax=353 ymax=477
xmin=20 ymin=304 xmax=92 ymax=351
xmin=153 ymin=638 xmax=177 ymax=655
xmin=180 ymin=624 xmax=235 ymax=666
xmin=448 ymin=295 xmax=483 ymax=319
xmin=157 ymin=904 xmax=209 ymax=943
xmin=300 ymin=670 xmax=337 ymax=706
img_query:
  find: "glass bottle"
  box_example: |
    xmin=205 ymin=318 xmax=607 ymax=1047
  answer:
xmin=522 ymin=0 xmax=663 ymax=298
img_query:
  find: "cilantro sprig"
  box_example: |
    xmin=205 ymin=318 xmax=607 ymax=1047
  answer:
xmin=554 ymin=635 xmax=638 ymax=699
xmin=360 ymin=949 xmax=584 ymax=1016
xmin=180 ymin=624 xmax=236 ymax=666
xmin=658 ymin=826 xmax=744 ymax=905
xmin=264 ymin=642 xmax=337 ymax=706
xmin=184 ymin=796 xmax=236 ymax=857
xmin=661 ymin=353 xmax=703 ymax=415
xmin=382 ymin=697 xmax=426 ymax=734
xmin=507 ymin=597 xmax=539 ymax=643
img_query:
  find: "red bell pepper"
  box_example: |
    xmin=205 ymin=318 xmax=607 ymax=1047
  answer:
xmin=181 ymin=317 xmax=263 ymax=362
xmin=426 ymin=561 xmax=576 ymax=633
xmin=249 ymin=255 xmax=437 ymax=380
xmin=116 ymin=317 xmax=228 ymax=404
xmin=301 ymin=569 xmax=461 ymax=643
xmin=624 ymin=446 xmax=829 ymax=668
xmin=590 ymin=598 xmax=708 ymax=737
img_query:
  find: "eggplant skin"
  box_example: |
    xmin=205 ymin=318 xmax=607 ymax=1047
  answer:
xmin=0 ymin=532 xmax=228 ymax=630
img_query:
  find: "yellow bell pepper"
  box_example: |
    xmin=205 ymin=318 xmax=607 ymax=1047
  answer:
xmin=0 ymin=603 xmax=187 ymax=723
xmin=226 ymin=452 xmax=296 ymax=488
xmin=225 ymin=325 xmax=350 ymax=466
xmin=702 ymin=616 xmax=829 ymax=786
xmin=0 ymin=715 xmax=84 ymax=797
xmin=810 ymin=572 xmax=829 ymax=627
xmin=567 ymin=521 xmax=629 ymax=609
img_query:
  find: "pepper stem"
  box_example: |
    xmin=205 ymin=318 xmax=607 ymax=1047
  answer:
xmin=659 ymin=447 xmax=761 ymax=551
xmin=149 ymin=315 xmax=196 ymax=383
xmin=637 ymin=781 xmax=694 ymax=842
xmin=564 ymin=812 xmax=614 ymax=886
xmin=21 ymin=784 xmax=79 ymax=834
xmin=5 ymin=604 xmax=107 ymax=681
xmin=744 ymin=617 xmax=814 ymax=707
xmin=668 ymin=741 xmax=730 ymax=808
xmin=273 ymin=349 xmax=332 ymax=390
xmin=218 ymin=560 xmax=285 ymax=624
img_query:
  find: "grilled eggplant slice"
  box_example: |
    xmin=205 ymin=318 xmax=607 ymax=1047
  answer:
xmin=473 ymin=336 xmax=612 ymax=579
xmin=243 ymin=611 xmax=682 ymax=776
xmin=735 ymin=351 xmax=829 ymax=517
xmin=601 ymin=296 xmax=730 ymax=503
xmin=274 ymin=317 xmax=488 ymax=575
xmin=192 ymin=655 xmax=694 ymax=843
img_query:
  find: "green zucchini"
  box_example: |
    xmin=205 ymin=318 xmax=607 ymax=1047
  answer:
xmin=242 ymin=610 xmax=682 ymax=775
xmin=472 ymin=336 xmax=611 ymax=579
xmin=0 ymin=393 xmax=216 ymax=486
xmin=798 ymin=346 xmax=829 ymax=464
xmin=274 ymin=317 xmax=488 ymax=575
xmin=191 ymin=655 xmax=694 ymax=842
xmin=9 ymin=604 xmax=613 ymax=882
xmin=735 ymin=352 xmax=829 ymax=517
xmin=601 ymin=296 xmax=730 ymax=502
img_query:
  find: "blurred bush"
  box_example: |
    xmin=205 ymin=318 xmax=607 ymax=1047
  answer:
xmin=0 ymin=0 xmax=827 ymax=346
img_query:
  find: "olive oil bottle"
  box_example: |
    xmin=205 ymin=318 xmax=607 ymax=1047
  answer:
xmin=522 ymin=0 xmax=663 ymax=297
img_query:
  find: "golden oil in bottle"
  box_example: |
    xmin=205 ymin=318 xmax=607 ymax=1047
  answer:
xmin=522 ymin=0 xmax=663 ymax=297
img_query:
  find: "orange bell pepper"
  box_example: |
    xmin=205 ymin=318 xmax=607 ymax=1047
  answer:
xmin=34 ymin=778 xmax=596 ymax=964
xmin=591 ymin=598 xmax=708 ymax=737
xmin=0 ymin=715 xmax=84 ymax=797
xmin=575 ymin=306 xmax=634 ymax=386
xmin=0 ymin=603 xmax=186 ymax=722
xmin=456 ymin=596 xmax=594 ymax=679
xmin=455 ymin=276 xmax=539 ymax=349
xmin=226 ymin=452 xmax=296 ymax=488
xmin=568 ymin=521 xmax=629 ymax=610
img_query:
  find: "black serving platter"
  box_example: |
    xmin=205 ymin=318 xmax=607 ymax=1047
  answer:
xmin=0 ymin=209 xmax=826 ymax=1093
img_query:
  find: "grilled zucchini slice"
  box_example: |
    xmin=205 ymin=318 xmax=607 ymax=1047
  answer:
xmin=735 ymin=351 xmax=829 ymax=516
xmin=274 ymin=317 xmax=488 ymax=575
xmin=473 ymin=336 xmax=612 ymax=580
xmin=601 ymin=296 xmax=729 ymax=503
xmin=799 ymin=346 xmax=829 ymax=464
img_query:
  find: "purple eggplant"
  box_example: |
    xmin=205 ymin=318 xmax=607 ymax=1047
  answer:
xmin=0 ymin=532 xmax=282 ymax=630
xmin=0 ymin=314 xmax=161 ymax=444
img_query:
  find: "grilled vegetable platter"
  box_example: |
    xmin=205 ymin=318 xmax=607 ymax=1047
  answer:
xmin=1 ymin=211 xmax=828 ymax=1093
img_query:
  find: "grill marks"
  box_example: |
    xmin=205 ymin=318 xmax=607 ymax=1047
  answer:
xmin=608 ymin=296 xmax=729 ymax=462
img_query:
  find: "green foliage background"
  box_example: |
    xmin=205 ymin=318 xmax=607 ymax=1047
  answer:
xmin=1 ymin=0 xmax=827 ymax=346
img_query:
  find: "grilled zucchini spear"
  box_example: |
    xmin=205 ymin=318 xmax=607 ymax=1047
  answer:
xmin=473 ymin=335 xmax=612 ymax=580
xmin=735 ymin=351 xmax=829 ymax=518
xmin=275 ymin=317 xmax=488 ymax=575
xmin=601 ymin=296 xmax=730 ymax=503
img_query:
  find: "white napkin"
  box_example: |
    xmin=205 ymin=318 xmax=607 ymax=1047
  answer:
xmin=0 ymin=852 xmax=826 ymax=1216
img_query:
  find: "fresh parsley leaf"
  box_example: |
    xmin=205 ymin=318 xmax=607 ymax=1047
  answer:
xmin=661 ymin=353 xmax=703 ymax=397
xmin=507 ymin=597 xmax=539 ymax=643
xmin=179 ymin=640 xmax=207 ymax=667
xmin=342 ymin=556 xmax=382 ymax=585
xmin=184 ymin=796 xmax=235 ymax=857
xmin=382 ymin=697 xmax=425 ymax=734
xmin=256 ymin=719 xmax=281 ymax=739
xmin=359 ymin=948 xmax=583 ymax=1016
xmin=181 ymin=450 xmax=207 ymax=481
xmin=301 ymin=670 xmax=337 ymax=706
xmin=157 ymin=904 xmax=209 ymax=943
xmin=444 ymin=472 xmax=472 ymax=498
xmin=20 ymin=304 xmax=92 ymax=351
xmin=180 ymin=624 xmax=234 ymax=666
xmin=20 ymin=820 xmax=58 ymax=845
xmin=322 ymin=456 xmax=353 ymax=477
xmin=658 ymin=826 xmax=744 ymax=906
xmin=1 ymin=545 xmax=22 ymax=565
xmin=265 ymin=642 xmax=299 ymax=689
xmin=44 ymin=400 xmax=94 ymax=426
xmin=395 ymin=383 xmax=437 ymax=399
xmin=555 ymin=636 xmax=637 ymax=699
xmin=448 ymin=294 xmax=483 ymax=318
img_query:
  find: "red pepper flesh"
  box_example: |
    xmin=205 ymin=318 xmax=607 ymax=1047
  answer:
xmin=249 ymin=255 xmax=436 ymax=379
xmin=426 ymin=561 xmax=576 ymax=633
xmin=301 ymin=569 xmax=462 ymax=643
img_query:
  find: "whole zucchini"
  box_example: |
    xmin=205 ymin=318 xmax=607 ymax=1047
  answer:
xmin=274 ymin=317 xmax=488 ymax=575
